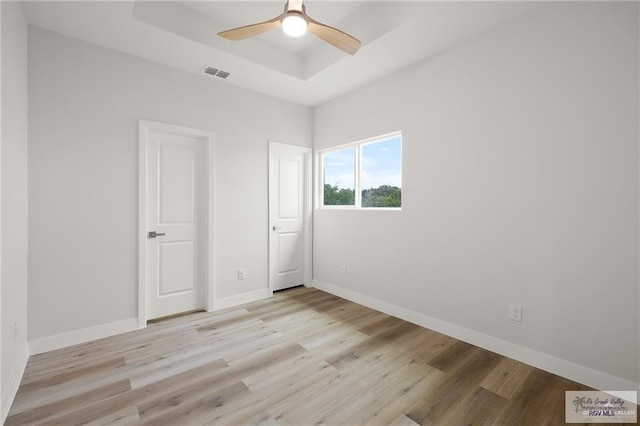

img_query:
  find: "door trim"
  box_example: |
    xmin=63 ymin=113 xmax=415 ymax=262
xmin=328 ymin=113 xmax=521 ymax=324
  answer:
xmin=268 ymin=141 xmax=313 ymax=295
xmin=138 ymin=120 xmax=215 ymax=328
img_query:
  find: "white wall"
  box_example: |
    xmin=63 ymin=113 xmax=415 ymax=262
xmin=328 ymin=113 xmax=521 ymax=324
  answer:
xmin=28 ymin=27 xmax=311 ymax=341
xmin=1 ymin=0 xmax=29 ymax=419
xmin=313 ymin=2 xmax=639 ymax=388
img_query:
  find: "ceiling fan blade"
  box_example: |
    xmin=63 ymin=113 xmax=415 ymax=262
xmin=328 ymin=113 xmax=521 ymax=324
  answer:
xmin=218 ymin=14 xmax=284 ymax=41
xmin=306 ymin=17 xmax=361 ymax=55
xmin=287 ymin=0 xmax=303 ymax=13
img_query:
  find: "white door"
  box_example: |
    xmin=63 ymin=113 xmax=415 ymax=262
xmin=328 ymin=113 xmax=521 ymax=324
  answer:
xmin=269 ymin=142 xmax=312 ymax=292
xmin=146 ymin=131 xmax=205 ymax=319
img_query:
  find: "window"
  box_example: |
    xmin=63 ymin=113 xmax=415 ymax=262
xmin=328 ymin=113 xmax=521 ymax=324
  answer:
xmin=322 ymin=147 xmax=356 ymax=206
xmin=320 ymin=132 xmax=402 ymax=209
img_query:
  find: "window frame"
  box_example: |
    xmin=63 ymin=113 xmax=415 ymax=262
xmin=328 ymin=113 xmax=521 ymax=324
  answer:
xmin=317 ymin=131 xmax=402 ymax=210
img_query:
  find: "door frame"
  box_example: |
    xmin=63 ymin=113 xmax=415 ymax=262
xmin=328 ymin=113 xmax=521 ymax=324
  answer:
xmin=138 ymin=120 xmax=215 ymax=328
xmin=268 ymin=141 xmax=313 ymax=295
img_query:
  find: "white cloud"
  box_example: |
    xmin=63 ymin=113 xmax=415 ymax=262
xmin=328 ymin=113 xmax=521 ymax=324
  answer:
xmin=362 ymin=156 xmax=378 ymax=167
xmin=325 ymin=172 xmax=356 ymax=190
xmin=361 ymin=169 xmax=402 ymax=189
xmin=325 ymin=160 xmax=352 ymax=167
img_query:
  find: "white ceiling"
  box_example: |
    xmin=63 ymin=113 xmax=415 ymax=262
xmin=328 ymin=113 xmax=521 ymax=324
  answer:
xmin=22 ymin=1 xmax=542 ymax=106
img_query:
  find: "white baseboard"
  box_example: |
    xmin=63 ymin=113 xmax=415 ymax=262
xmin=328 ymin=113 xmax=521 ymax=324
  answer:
xmin=28 ymin=288 xmax=271 ymax=356
xmin=312 ymin=279 xmax=639 ymax=394
xmin=29 ymin=318 xmax=139 ymax=355
xmin=212 ymin=288 xmax=270 ymax=311
xmin=2 ymin=342 xmax=29 ymax=423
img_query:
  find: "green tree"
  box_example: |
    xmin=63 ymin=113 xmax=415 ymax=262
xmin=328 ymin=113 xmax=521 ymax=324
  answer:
xmin=362 ymin=185 xmax=401 ymax=208
xmin=324 ymin=184 xmax=355 ymax=205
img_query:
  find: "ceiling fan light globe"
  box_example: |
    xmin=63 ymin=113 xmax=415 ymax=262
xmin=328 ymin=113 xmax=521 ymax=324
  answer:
xmin=282 ymin=14 xmax=307 ymax=37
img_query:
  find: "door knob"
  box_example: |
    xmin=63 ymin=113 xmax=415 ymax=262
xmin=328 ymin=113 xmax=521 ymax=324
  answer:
xmin=148 ymin=231 xmax=166 ymax=238
xmin=272 ymin=226 xmax=282 ymax=231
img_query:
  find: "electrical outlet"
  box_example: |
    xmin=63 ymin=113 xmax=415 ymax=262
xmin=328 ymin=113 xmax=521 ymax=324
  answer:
xmin=509 ymin=304 xmax=522 ymax=322
xmin=340 ymin=265 xmax=347 ymax=276
xmin=237 ymin=269 xmax=246 ymax=280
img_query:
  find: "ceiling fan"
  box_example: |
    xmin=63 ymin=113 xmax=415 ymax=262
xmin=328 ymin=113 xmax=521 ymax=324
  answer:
xmin=217 ymin=0 xmax=361 ymax=55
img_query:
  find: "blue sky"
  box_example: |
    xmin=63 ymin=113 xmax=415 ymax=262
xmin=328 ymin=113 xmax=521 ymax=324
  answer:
xmin=324 ymin=136 xmax=402 ymax=190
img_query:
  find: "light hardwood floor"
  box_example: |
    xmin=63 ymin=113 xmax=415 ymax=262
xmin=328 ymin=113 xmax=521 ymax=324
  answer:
xmin=6 ymin=286 xmax=615 ymax=425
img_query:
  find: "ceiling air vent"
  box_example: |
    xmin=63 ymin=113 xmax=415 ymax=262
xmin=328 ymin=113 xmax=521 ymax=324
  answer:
xmin=203 ymin=66 xmax=230 ymax=79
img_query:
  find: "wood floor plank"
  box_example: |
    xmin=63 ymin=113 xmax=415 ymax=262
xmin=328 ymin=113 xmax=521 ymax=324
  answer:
xmin=426 ymin=339 xmax=476 ymax=372
xmin=313 ymin=390 xmax=379 ymax=425
xmin=11 ymin=343 xmax=227 ymax=414
xmin=405 ymin=346 xmax=504 ymax=425
xmin=295 ymin=306 xmax=384 ymax=351
xmin=358 ymin=314 xmax=399 ymax=335
xmin=325 ymin=319 xmax=421 ymax=369
xmin=493 ymin=368 xmax=592 ymax=426
xmin=265 ymin=360 xmax=382 ymax=422
xmin=203 ymin=358 xmax=336 ymax=424
xmin=7 ymin=287 xmax=596 ymax=425
xmin=129 ymin=344 xmax=231 ymax=389
xmin=194 ymin=308 xmax=272 ymax=333
xmin=340 ymin=364 xmax=444 ymax=425
xmin=304 ymin=328 xmax=371 ymax=362
xmin=400 ymin=328 xmax=457 ymax=366
xmin=137 ymin=379 xmax=250 ymax=423
xmin=4 ymin=379 xmax=132 ymax=426
xmin=438 ymin=386 xmax=509 ymax=425
xmin=480 ymin=357 xmax=534 ymax=400
xmin=242 ymin=411 xmax=280 ymax=426
xmin=368 ymin=363 xmax=444 ymax=400
xmin=241 ymin=352 xmax=334 ymax=394
xmin=83 ymin=406 xmax=141 ymax=426
xmin=23 ymin=313 xmax=212 ymax=373
xmin=34 ymin=359 xmax=229 ymax=425
xmin=23 ymin=310 xmax=235 ymax=380
xmin=225 ymin=341 xmax=308 ymax=376
xmin=389 ymin=414 xmax=421 ymax=426
xmin=16 ymin=355 xmax=126 ymax=393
